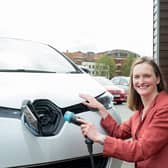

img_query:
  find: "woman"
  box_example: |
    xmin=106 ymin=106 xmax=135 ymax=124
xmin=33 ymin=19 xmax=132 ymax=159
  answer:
xmin=79 ymin=57 xmax=168 ymax=168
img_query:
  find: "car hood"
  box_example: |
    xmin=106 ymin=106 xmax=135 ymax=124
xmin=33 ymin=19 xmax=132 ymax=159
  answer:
xmin=0 ymin=73 xmax=105 ymax=109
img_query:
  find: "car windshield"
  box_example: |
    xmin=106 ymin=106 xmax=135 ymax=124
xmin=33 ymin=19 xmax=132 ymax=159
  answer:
xmin=0 ymin=38 xmax=79 ymax=73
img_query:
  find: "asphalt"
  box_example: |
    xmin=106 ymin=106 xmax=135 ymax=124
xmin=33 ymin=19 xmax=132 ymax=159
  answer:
xmin=121 ymin=162 xmax=134 ymax=168
xmin=115 ymin=103 xmax=134 ymax=168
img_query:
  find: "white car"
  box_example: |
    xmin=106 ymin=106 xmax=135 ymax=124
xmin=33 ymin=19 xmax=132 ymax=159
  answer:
xmin=0 ymin=37 xmax=122 ymax=168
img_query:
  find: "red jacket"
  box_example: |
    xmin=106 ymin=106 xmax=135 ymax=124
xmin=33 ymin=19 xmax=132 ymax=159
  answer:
xmin=101 ymin=91 xmax=168 ymax=168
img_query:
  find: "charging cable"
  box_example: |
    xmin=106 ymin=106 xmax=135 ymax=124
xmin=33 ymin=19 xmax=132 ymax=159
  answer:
xmin=85 ymin=138 xmax=95 ymax=168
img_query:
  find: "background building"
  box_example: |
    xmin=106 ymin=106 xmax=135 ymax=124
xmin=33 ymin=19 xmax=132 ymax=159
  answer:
xmin=99 ymin=50 xmax=140 ymax=75
xmin=81 ymin=61 xmax=110 ymax=78
xmin=65 ymin=49 xmax=140 ymax=76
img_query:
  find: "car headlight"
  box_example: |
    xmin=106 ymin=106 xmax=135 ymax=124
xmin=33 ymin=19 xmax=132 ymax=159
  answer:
xmin=96 ymin=92 xmax=113 ymax=110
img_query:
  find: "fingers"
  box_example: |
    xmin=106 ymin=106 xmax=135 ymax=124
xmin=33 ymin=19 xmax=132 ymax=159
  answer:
xmin=77 ymin=119 xmax=90 ymax=136
xmin=79 ymin=96 xmax=90 ymax=108
xmin=81 ymin=124 xmax=88 ymax=136
xmin=79 ymin=93 xmax=95 ymax=106
xmin=77 ymin=118 xmax=87 ymax=124
xmin=81 ymin=101 xmax=89 ymax=106
xmin=80 ymin=122 xmax=92 ymax=137
xmin=79 ymin=93 xmax=93 ymax=102
xmin=79 ymin=93 xmax=90 ymax=100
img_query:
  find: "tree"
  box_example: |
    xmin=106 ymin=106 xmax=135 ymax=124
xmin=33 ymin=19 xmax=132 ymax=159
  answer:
xmin=95 ymin=55 xmax=116 ymax=79
xmin=120 ymin=55 xmax=136 ymax=76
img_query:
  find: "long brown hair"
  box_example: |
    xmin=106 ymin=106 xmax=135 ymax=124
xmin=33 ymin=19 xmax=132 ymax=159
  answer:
xmin=127 ymin=56 xmax=168 ymax=111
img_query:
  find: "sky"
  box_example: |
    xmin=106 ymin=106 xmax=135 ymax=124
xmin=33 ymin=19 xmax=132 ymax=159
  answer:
xmin=0 ymin=0 xmax=153 ymax=56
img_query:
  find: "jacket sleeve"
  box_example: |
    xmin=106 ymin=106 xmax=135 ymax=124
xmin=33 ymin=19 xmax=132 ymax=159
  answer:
xmin=102 ymin=107 xmax=168 ymax=162
xmin=101 ymin=113 xmax=133 ymax=139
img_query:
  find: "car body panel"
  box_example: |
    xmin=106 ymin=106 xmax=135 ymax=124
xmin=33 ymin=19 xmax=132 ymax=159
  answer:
xmin=0 ymin=111 xmax=108 ymax=167
xmin=0 ymin=73 xmax=104 ymax=109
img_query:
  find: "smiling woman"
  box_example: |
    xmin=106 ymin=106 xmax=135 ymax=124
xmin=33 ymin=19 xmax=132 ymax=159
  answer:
xmin=128 ymin=57 xmax=168 ymax=111
xmin=132 ymin=63 xmax=160 ymax=98
xmin=78 ymin=57 xmax=168 ymax=168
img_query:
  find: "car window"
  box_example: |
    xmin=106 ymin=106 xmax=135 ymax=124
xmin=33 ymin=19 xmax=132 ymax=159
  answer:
xmin=0 ymin=38 xmax=79 ymax=73
xmin=120 ymin=78 xmax=128 ymax=86
xmin=111 ymin=78 xmax=120 ymax=84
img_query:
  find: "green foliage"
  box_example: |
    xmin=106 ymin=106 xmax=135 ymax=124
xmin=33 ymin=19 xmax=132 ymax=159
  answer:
xmin=95 ymin=55 xmax=116 ymax=78
xmin=120 ymin=55 xmax=136 ymax=76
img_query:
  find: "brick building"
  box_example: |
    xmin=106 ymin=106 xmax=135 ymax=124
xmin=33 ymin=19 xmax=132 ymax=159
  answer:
xmin=64 ymin=49 xmax=140 ymax=75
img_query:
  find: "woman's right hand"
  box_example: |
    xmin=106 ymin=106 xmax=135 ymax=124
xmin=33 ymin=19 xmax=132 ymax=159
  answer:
xmin=78 ymin=118 xmax=106 ymax=144
xmin=79 ymin=93 xmax=108 ymax=119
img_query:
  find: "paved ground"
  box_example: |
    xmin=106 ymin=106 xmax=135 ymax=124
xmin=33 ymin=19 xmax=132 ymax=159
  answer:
xmin=121 ymin=161 xmax=134 ymax=168
xmin=114 ymin=103 xmax=134 ymax=168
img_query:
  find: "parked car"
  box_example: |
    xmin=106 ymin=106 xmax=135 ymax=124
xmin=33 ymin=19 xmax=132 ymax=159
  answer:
xmin=0 ymin=37 xmax=122 ymax=168
xmin=93 ymin=76 xmax=127 ymax=104
xmin=111 ymin=76 xmax=130 ymax=96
